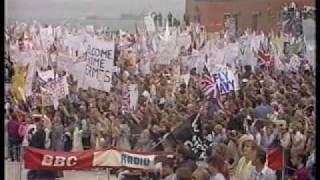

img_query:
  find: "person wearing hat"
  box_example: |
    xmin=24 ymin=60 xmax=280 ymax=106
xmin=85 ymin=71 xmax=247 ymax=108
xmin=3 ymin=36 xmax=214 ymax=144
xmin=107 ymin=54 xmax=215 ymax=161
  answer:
xmin=234 ymin=137 xmax=256 ymax=180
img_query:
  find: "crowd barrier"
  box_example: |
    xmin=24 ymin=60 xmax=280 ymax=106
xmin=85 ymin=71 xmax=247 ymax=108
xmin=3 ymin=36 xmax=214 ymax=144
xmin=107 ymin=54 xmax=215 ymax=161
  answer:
xmin=5 ymin=145 xmax=296 ymax=180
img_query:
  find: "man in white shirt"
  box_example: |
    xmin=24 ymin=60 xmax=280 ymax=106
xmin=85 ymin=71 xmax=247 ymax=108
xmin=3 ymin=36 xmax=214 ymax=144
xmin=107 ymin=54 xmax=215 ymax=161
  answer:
xmin=250 ymin=147 xmax=276 ymax=180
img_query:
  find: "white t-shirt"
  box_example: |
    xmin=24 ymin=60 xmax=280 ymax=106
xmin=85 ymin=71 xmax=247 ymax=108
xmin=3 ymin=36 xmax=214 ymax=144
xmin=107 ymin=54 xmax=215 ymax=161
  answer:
xmin=256 ymin=132 xmax=262 ymax=146
xmin=210 ymin=173 xmax=226 ymax=180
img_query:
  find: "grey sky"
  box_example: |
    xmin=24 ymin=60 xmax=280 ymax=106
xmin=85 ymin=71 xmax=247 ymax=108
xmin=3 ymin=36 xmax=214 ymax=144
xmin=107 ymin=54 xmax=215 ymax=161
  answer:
xmin=6 ymin=0 xmax=185 ymax=21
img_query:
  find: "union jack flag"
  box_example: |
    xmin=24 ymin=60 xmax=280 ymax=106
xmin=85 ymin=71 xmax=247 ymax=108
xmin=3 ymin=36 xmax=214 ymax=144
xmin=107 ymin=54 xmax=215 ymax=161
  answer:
xmin=201 ymin=65 xmax=217 ymax=98
xmin=257 ymin=42 xmax=272 ymax=65
xmin=257 ymin=49 xmax=272 ymax=64
xmin=200 ymin=64 xmax=224 ymax=112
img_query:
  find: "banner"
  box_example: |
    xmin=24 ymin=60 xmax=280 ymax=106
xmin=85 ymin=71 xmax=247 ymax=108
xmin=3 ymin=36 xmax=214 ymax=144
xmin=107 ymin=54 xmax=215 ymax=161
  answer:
xmin=38 ymin=69 xmax=55 ymax=82
xmin=41 ymin=76 xmax=69 ymax=108
xmin=80 ymin=39 xmax=115 ymax=92
xmin=63 ymin=34 xmax=85 ymax=56
xmin=57 ymin=55 xmax=87 ymax=82
xmin=213 ymin=69 xmax=239 ymax=95
xmin=144 ymin=15 xmax=156 ymax=34
xmin=288 ymin=55 xmax=301 ymax=72
xmin=39 ymin=27 xmax=54 ymax=49
xmin=11 ymin=51 xmax=33 ymax=66
xmin=176 ymin=32 xmax=191 ymax=49
xmin=128 ymin=84 xmax=139 ymax=111
xmin=302 ymin=18 xmax=315 ymax=47
xmin=25 ymin=58 xmax=37 ymax=97
xmin=24 ymin=147 xmax=161 ymax=171
xmin=157 ymin=39 xmax=178 ymax=65
xmin=121 ymin=86 xmax=130 ymax=112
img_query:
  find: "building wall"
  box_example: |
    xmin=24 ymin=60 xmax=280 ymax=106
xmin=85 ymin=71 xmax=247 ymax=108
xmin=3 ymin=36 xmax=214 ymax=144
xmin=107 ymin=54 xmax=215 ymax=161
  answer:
xmin=185 ymin=0 xmax=315 ymax=33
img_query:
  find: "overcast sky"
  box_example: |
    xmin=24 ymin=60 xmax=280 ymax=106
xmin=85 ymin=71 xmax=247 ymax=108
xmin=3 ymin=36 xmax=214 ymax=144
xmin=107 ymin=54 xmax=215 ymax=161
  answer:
xmin=6 ymin=0 xmax=185 ymax=21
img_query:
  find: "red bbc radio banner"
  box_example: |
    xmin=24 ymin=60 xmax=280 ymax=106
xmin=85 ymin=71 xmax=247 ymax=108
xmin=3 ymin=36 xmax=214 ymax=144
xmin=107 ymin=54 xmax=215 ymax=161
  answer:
xmin=24 ymin=147 xmax=165 ymax=171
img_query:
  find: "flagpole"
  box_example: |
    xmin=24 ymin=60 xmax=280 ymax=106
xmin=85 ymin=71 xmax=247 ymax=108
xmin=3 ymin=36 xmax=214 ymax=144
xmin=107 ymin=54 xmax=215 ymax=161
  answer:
xmin=107 ymin=168 xmax=110 ymax=180
xmin=281 ymin=148 xmax=285 ymax=180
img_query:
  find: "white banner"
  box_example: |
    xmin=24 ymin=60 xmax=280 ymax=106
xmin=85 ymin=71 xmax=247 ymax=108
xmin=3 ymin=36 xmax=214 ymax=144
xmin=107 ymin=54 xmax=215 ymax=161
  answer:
xmin=38 ymin=69 xmax=55 ymax=82
xmin=144 ymin=15 xmax=156 ymax=34
xmin=93 ymin=149 xmax=156 ymax=170
xmin=63 ymin=34 xmax=85 ymax=56
xmin=41 ymin=76 xmax=69 ymax=107
xmin=11 ymin=51 xmax=34 ymax=66
xmin=180 ymin=74 xmax=190 ymax=87
xmin=129 ymin=84 xmax=139 ymax=111
xmin=139 ymin=58 xmax=151 ymax=75
xmin=80 ymin=39 xmax=115 ymax=92
xmin=177 ymin=32 xmax=191 ymax=49
xmin=25 ymin=57 xmax=37 ymax=97
xmin=157 ymin=39 xmax=178 ymax=65
xmin=288 ymin=55 xmax=301 ymax=72
xmin=302 ymin=18 xmax=315 ymax=46
xmin=39 ymin=27 xmax=54 ymax=49
xmin=213 ymin=69 xmax=239 ymax=95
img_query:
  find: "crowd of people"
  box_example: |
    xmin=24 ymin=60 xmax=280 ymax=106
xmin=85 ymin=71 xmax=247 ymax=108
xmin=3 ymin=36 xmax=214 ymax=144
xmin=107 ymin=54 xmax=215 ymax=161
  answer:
xmin=5 ymin=2 xmax=315 ymax=180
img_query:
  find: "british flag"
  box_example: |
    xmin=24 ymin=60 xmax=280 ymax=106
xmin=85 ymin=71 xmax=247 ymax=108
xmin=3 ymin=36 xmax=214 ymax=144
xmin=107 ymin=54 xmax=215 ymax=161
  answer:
xmin=201 ymin=65 xmax=217 ymax=98
xmin=257 ymin=41 xmax=272 ymax=65
xmin=257 ymin=49 xmax=272 ymax=65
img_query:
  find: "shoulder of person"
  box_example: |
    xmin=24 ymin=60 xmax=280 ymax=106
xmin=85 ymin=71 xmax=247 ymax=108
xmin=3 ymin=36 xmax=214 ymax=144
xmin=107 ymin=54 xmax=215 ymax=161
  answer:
xmin=214 ymin=173 xmax=226 ymax=180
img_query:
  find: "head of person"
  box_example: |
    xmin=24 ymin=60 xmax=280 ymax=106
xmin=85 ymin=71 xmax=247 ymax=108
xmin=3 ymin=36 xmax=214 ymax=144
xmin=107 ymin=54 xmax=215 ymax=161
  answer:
xmin=291 ymin=153 xmax=307 ymax=167
xmin=241 ymin=139 xmax=257 ymax=160
xmin=177 ymin=145 xmax=195 ymax=161
xmin=211 ymin=143 xmax=229 ymax=161
xmin=207 ymin=155 xmax=224 ymax=176
xmin=266 ymin=125 xmax=273 ymax=135
xmin=176 ymin=166 xmax=193 ymax=180
xmin=192 ymin=167 xmax=210 ymax=180
xmin=35 ymin=119 xmax=44 ymax=130
xmin=214 ymin=124 xmax=223 ymax=134
xmin=252 ymin=147 xmax=267 ymax=167
xmin=11 ymin=113 xmax=17 ymax=121
xmin=256 ymin=96 xmax=265 ymax=106
xmin=162 ymin=159 xmax=175 ymax=177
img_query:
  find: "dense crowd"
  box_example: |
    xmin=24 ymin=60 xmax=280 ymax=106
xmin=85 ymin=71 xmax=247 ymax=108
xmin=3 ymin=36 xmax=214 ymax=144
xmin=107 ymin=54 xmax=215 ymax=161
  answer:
xmin=5 ymin=3 xmax=315 ymax=180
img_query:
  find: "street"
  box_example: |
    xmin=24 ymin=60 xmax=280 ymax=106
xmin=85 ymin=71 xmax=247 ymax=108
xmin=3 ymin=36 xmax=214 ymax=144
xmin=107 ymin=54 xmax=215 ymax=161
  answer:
xmin=5 ymin=161 xmax=117 ymax=180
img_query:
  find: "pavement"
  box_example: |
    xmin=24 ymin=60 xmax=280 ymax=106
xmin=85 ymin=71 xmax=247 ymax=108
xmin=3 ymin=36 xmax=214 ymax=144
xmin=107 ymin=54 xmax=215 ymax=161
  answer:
xmin=5 ymin=160 xmax=117 ymax=180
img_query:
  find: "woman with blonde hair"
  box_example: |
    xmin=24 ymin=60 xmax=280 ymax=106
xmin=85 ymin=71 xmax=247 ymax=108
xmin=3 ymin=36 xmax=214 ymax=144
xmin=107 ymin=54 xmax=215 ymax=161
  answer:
xmin=234 ymin=136 xmax=257 ymax=180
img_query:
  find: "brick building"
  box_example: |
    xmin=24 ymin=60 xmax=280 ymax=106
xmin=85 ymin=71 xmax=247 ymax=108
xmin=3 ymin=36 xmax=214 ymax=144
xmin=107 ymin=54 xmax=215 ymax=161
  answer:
xmin=185 ymin=0 xmax=315 ymax=33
